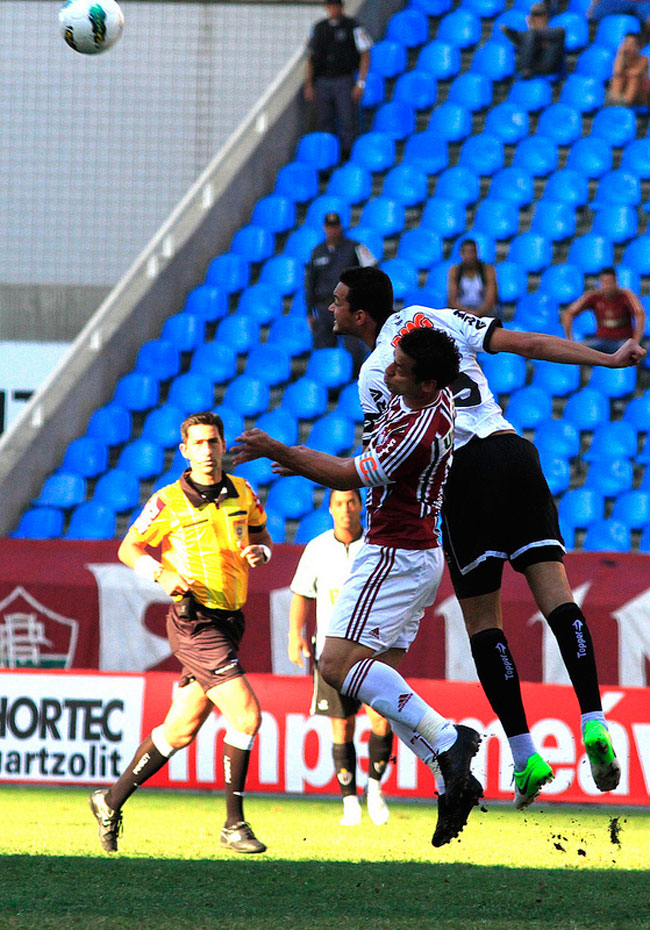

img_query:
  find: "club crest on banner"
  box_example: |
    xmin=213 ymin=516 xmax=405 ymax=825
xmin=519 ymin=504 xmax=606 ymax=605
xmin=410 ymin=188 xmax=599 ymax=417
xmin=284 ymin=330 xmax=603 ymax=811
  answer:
xmin=0 ymin=587 xmax=78 ymax=669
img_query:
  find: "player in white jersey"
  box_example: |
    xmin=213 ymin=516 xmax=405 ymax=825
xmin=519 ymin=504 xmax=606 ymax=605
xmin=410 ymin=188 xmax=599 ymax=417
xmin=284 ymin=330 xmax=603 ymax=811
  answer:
xmin=289 ymin=489 xmax=394 ymax=826
xmin=235 ymin=327 xmax=484 ymax=848
xmin=329 ymin=265 xmax=646 ymax=809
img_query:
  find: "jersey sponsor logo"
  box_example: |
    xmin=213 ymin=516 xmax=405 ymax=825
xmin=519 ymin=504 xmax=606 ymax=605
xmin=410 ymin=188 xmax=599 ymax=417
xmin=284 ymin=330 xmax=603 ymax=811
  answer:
xmin=452 ymin=309 xmax=487 ymax=330
xmin=133 ymin=495 xmax=165 ymax=535
xmin=390 ymin=311 xmax=434 ymax=347
xmin=397 ymin=692 xmax=413 ymax=713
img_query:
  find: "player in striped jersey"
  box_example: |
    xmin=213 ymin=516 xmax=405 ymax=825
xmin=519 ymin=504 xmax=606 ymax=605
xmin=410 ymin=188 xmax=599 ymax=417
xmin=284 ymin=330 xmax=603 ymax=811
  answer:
xmin=235 ymin=327 xmax=484 ymax=848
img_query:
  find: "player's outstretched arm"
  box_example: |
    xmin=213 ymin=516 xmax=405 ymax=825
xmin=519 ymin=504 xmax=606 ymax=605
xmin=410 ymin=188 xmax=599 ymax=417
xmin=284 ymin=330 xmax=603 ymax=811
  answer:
xmin=489 ymin=328 xmax=647 ymax=368
xmin=233 ymin=429 xmax=363 ymax=490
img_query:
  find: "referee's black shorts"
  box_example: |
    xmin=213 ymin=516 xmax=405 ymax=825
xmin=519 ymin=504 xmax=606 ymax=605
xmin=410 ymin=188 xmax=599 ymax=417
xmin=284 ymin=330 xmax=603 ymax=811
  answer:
xmin=441 ymin=433 xmax=565 ymax=600
xmin=167 ymin=599 xmax=246 ymax=692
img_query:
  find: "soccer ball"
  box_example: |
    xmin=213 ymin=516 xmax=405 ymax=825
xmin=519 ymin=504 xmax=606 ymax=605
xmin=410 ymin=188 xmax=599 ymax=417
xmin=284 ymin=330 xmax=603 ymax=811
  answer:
xmin=59 ymin=0 xmax=124 ymax=55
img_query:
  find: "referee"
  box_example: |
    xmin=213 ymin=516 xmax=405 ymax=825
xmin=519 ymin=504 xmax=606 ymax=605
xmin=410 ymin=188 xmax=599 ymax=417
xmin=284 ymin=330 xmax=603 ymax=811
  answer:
xmin=89 ymin=411 xmax=273 ymax=854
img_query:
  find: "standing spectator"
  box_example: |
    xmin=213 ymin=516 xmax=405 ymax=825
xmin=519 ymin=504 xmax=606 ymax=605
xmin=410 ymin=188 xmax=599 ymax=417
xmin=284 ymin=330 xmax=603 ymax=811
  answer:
xmin=89 ymin=411 xmax=272 ymax=855
xmin=447 ymin=239 xmax=499 ymax=318
xmin=305 ymin=211 xmax=376 ymax=371
xmin=608 ymin=33 xmax=650 ymax=105
xmin=305 ymin=0 xmax=372 ymax=160
xmin=289 ymin=488 xmax=393 ymax=827
xmin=501 ymin=2 xmax=566 ymax=79
xmin=562 ymin=267 xmax=646 ymax=353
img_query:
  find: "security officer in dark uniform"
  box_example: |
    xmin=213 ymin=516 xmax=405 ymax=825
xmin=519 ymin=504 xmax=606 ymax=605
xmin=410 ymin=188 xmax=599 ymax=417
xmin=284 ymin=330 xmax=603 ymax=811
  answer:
xmin=305 ymin=0 xmax=372 ymax=160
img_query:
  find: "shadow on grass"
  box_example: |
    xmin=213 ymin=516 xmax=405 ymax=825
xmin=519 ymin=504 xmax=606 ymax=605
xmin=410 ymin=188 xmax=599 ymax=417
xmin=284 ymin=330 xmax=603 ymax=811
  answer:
xmin=1 ymin=856 xmax=648 ymax=930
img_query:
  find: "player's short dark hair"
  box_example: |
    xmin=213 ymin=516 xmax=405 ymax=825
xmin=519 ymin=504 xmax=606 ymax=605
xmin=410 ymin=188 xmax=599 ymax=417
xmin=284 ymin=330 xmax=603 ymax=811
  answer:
xmin=600 ymin=267 xmax=617 ymax=278
xmin=339 ymin=266 xmax=395 ymax=329
xmin=399 ymin=327 xmax=461 ymax=389
xmin=180 ymin=411 xmax=224 ymax=442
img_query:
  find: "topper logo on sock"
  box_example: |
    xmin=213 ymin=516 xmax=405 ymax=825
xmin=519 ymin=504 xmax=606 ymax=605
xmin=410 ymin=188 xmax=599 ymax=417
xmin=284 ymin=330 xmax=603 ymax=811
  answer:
xmin=397 ymin=693 xmax=413 ymax=713
xmin=573 ymin=619 xmax=587 ymax=658
xmin=496 ymin=642 xmax=514 ymax=680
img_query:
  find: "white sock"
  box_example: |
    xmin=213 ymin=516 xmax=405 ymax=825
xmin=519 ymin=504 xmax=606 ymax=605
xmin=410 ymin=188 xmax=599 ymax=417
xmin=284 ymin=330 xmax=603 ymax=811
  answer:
xmin=581 ymin=711 xmax=607 ymax=735
xmin=367 ymin=778 xmax=382 ymax=796
xmin=509 ymin=733 xmax=537 ymax=772
xmin=151 ymin=725 xmax=177 ymax=758
xmin=342 ymin=658 xmax=442 ymax=730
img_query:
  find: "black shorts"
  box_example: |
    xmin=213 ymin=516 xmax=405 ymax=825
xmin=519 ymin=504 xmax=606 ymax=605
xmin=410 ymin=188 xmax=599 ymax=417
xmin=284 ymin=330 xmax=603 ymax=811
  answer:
xmin=311 ymin=660 xmax=361 ymax=719
xmin=441 ymin=433 xmax=565 ymax=599
xmin=167 ymin=598 xmax=246 ymax=692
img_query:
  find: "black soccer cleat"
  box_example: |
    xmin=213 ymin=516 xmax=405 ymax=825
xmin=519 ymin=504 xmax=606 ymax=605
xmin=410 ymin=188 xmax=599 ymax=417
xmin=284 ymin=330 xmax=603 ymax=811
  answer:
xmin=89 ymin=789 xmax=122 ymax=853
xmin=431 ymin=725 xmax=483 ymax=848
xmin=431 ymin=774 xmax=483 ymax=848
xmin=219 ymin=821 xmax=267 ymax=854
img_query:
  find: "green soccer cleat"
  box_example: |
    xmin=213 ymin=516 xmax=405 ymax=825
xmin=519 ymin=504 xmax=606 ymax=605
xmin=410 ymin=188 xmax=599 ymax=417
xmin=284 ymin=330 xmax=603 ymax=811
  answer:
xmin=513 ymin=753 xmax=554 ymax=810
xmin=584 ymin=721 xmax=621 ymax=791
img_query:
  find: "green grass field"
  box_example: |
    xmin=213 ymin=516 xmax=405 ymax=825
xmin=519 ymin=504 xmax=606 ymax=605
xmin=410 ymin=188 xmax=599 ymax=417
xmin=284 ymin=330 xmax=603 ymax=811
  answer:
xmin=0 ymin=787 xmax=648 ymax=930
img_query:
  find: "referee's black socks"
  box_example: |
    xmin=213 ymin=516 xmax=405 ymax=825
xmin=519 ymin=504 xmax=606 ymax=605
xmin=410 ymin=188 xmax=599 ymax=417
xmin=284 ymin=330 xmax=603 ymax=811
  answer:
xmin=106 ymin=732 xmax=171 ymax=811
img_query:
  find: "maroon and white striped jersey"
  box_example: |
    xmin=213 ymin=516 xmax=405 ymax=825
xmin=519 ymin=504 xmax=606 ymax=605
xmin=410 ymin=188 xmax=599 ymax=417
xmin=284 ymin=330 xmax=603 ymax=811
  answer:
xmin=353 ymin=389 xmax=455 ymax=550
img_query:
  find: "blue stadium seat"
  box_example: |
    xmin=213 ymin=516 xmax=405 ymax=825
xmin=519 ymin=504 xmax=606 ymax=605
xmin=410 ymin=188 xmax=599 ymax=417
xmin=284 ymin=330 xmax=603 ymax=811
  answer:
xmin=205 ymin=253 xmax=249 ymax=294
xmin=623 ymin=389 xmax=650 ymax=431
xmin=592 ymin=204 xmax=638 ymax=244
xmin=337 ymin=382 xmax=364 ymax=423
xmin=473 ymin=199 xmax=520 ymax=239
xmin=256 ymin=409 xmax=299 ymax=446
xmin=87 ymin=403 xmax=131 ymax=447
xmin=484 ymin=101 xmax=529 ymax=144
xmin=114 ymin=372 xmax=159 ymax=412
xmin=263 ymin=507 xmax=286 ymax=544
xmin=267 ymin=315 xmax=313 ymax=357
xmin=350 ymin=131 xmax=396 ymax=173
xmin=425 ymin=261 xmax=453 ymax=300
xmin=493 ymin=7 xmax=527 ymax=33
xmin=418 ymin=40 xmax=462 ymax=80
xmin=583 ymin=518 xmax=631 ymax=552
xmin=348 ymin=226 xmax=384 ymax=262
xmin=481 ymin=353 xmax=527 ymax=394
xmin=190 ymin=342 xmax=237 ymax=383
xmin=234 ymin=458 xmax=277 ymax=489
xmin=281 ymin=377 xmax=328 ymax=419
xmin=360 ymin=71 xmax=385 ymax=109
xmin=401 ymin=286 xmax=444 ymax=309
xmin=216 ymin=314 xmax=260 ymax=355
xmin=231 ymin=224 xmax=274 ymax=263
xmin=496 ymin=261 xmax=527 ymax=302
xmin=623 ymin=235 xmax=650 ymax=275
xmin=508 ymin=76 xmax=553 ymax=111
xmin=438 ymin=8 xmax=482 ymax=47
xmin=402 ymin=131 xmax=449 ymax=175
xmin=142 ymin=404 xmax=186 ymax=448
xmin=567 ymin=137 xmax=612 ymax=179
xmin=296 ymin=132 xmax=339 ymax=171
xmin=13 ymin=507 xmax=64 ymax=539
xmin=539 ymin=449 xmax=571 ymax=495
xmin=512 ymin=135 xmax=558 ymax=177
xmin=161 ymin=313 xmax=205 ymax=353
xmin=62 ymin=436 xmax=108 ymax=479
xmin=576 ymin=44 xmax=614 ymax=81
xmin=252 ymin=195 xmax=295 ymax=234
xmin=393 ymin=69 xmax=438 ymax=111
xmin=436 ymin=165 xmax=481 ymax=205
xmin=591 ymin=106 xmax=637 ymax=147
xmin=458 ymin=133 xmax=505 ymax=177
xmin=560 ymin=74 xmax=604 ymax=113
xmin=421 ymin=197 xmax=466 ymax=238
xmin=382 ymin=164 xmax=429 ymax=207
xmin=370 ymin=39 xmax=407 ymax=78
xmin=539 ymin=264 xmax=584 ymax=304
xmin=558 ymin=488 xmax=603 ymax=531
xmin=514 ymin=292 xmax=560 ymax=331
xmin=412 ymin=0 xmax=453 ymax=18
xmin=183 ymin=285 xmax=228 ymax=322
xmin=588 ymin=365 xmax=636 ymax=398
xmin=117 ymin=438 xmax=164 ymax=480
xmin=135 ymin=340 xmax=181 ymax=382
xmin=284 ymin=226 xmax=324 ymax=265
xmin=94 ymin=468 xmax=140 ymax=512
xmin=397 ymin=228 xmax=444 ymax=269
xmin=237 ymin=283 xmax=284 ymax=326
xmin=592 ymin=169 xmax=641 ymax=207
xmin=505 ymin=385 xmax=552 ymax=429
xmin=573 ymin=309 xmax=597 ymax=340
xmin=327 ymin=163 xmax=373 ymax=204
xmin=223 ymin=376 xmax=270 ymax=418
xmin=611 ymin=490 xmax=650 ymax=529
xmin=615 ymin=265 xmax=641 ymax=293
xmin=307 ymin=414 xmax=356 ymax=455
xmin=530 ymin=201 xmax=576 ymax=241
xmin=462 ymin=0 xmax=506 ymax=17
xmin=266 ymin=476 xmax=315 ymax=520
xmin=549 ymin=10 xmax=589 ymax=50
xmin=306 ymin=348 xmax=353 ymax=389
xmin=428 ymin=101 xmax=473 ymax=142
xmin=595 ymin=14 xmax=640 ymax=50
xmin=535 ymin=419 xmax=581 ymax=458
xmin=531 ymin=360 xmax=580 ymax=396
xmin=585 ymin=421 xmax=637 ymax=461
xmin=471 ymin=40 xmax=516 ymax=80
xmin=537 ymin=103 xmax=583 ymax=145
xmin=306 ymin=195 xmax=352 ymax=230
xmin=489 ymin=166 xmax=534 ymax=206
xmin=641 ymin=526 xmax=650 ymax=553
xmin=275 ymin=161 xmax=319 ymax=204
xmin=567 ymin=233 xmax=614 ymax=274
xmin=168 ymin=372 xmax=214 ymax=413
xmin=360 ymin=197 xmax=405 ymax=236
xmin=259 ymin=255 xmax=301 ymax=295
xmin=379 ymin=258 xmax=418 ymax=298
xmin=620 ymin=139 xmax=650 ymax=179
xmin=245 ymin=344 xmax=292 ymax=386
xmin=213 ymin=406 xmax=245 ymax=448
xmin=563 ymin=387 xmax=609 ymax=431
xmin=447 ymin=72 xmax=492 ymax=110
xmin=294 ymin=510 xmax=334 ymax=545
xmin=543 ymin=168 xmax=589 ymax=207
xmin=507 ymin=232 xmax=552 ymax=272
xmin=386 ymin=7 xmax=429 ymax=47
xmin=450 ymin=232 xmax=498 ymax=263
xmin=585 ymin=458 xmax=635 ymax=497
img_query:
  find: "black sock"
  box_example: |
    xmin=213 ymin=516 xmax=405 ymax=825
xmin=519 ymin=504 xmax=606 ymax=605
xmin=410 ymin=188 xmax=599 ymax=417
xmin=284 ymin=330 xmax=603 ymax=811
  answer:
xmin=106 ymin=736 xmax=169 ymax=811
xmin=470 ymin=628 xmax=529 ymax=737
xmin=367 ymin=730 xmax=393 ymax=782
xmin=547 ymin=602 xmax=602 ymax=714
xmin=223 ymin=743 xmax=251 ymax=827
xmin=332 ymin=742 xmax=357 ymax=797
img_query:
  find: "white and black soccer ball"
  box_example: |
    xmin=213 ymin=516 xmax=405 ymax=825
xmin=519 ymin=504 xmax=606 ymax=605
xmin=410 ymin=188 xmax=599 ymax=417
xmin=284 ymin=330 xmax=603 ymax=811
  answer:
xmin=59 ymin=0 xmax=124 ymax=55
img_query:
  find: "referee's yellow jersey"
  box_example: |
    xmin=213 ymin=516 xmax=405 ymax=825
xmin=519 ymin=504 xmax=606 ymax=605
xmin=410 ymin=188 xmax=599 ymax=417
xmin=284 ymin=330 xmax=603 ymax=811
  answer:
xmin=128 ymin=471 xmax=267 ymax=610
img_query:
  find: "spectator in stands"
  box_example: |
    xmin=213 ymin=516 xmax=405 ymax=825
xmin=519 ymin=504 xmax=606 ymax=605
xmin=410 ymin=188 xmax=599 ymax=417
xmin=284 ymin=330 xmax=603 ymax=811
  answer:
xmin=304 ymin=0 xmax=373 ymax=160
xmin=447 ymin=239 xmax=499 ymax=318
xmin=501 ymin=2 xmax=566 ymax=79
xmin=305 ymin=211 xmax=376 ymax=371
xmin=588 ymin=0 xmax=650 ymax=41
xmin=562 ymin=267 xmax=646 ymax=353
xmin=607 ymin=33 xmax=650 ymax=105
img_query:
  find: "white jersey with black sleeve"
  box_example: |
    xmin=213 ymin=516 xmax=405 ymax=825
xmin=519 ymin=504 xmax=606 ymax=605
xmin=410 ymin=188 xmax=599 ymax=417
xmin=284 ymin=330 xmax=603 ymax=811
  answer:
xmin=359 ymin=306 xmax=514 ymax=450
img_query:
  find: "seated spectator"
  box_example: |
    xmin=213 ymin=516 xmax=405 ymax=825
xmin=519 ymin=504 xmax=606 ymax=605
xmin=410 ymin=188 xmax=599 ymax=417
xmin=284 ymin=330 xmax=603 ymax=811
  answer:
xmin=587 ymin=0 xmax=650 ymax=40
xmin=501 ymin=3 xmax=566 ymax=79
xmin=447 ymin=239 xmax=499 ymax=317
xmin=608 ymin=33 xmax=650 ymax=105
xmin=561 ymin=267 xmax=646 ymax=353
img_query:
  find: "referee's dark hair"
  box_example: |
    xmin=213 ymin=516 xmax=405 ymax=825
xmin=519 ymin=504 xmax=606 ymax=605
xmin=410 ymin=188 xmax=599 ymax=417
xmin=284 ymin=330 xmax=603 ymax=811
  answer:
xmin=181 ymin=411 xmax=224 ymax=442
xmin=399 ymin=327 xmax=460 ymax=389
xmin=339 ymin=266 xmax=394 ymax=330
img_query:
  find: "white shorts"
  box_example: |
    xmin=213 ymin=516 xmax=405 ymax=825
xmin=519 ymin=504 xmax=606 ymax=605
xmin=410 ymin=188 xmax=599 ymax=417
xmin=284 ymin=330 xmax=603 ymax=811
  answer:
xmin=327 ymin=543 xmax=444 ymax=653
